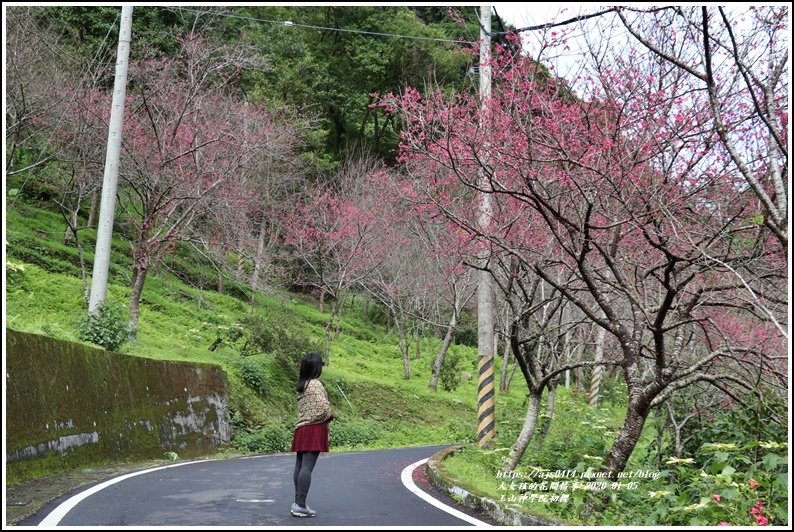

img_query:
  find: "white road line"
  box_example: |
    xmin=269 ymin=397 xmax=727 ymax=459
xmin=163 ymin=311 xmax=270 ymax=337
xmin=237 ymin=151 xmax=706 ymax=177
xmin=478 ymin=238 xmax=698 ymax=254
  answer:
xmin=400 ymin=458 xmax=491 ymax=527
xmin=38 ymin=460 xmax=211 ymax=526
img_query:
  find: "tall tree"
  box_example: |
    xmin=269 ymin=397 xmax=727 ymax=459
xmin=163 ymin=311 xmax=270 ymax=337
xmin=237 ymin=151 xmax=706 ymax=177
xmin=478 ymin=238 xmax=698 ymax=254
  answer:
xmin=65 ymin=32 xmax=290 ymax=333
xmin=384 ymin=13 xmax=787 ymax=476
xmin=6 ymin=7 xmax=77 ymax=176
xmin=615 ymin=6 xmax=788 ymax=247
xmin=283 ymin=155 xmax=383 ymax=361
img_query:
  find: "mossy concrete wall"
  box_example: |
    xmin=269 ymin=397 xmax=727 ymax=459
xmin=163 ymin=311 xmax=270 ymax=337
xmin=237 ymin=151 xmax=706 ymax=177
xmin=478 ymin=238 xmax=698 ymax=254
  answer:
xmin=6 ymin=329 xmax=230 ymax=482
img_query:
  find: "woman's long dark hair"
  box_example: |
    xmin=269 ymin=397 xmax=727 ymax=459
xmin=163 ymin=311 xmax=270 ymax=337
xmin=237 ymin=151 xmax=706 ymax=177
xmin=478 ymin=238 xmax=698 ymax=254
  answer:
xmin=296 ymin=352 xmax=324 ymax=393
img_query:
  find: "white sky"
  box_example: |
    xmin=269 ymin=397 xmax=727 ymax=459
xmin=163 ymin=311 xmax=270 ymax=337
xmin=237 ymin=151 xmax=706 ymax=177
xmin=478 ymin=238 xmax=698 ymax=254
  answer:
xmin=491 ymin=3 xmax=606 ymax=82
xmin=493 ymin=3 xmax=574 ymax=30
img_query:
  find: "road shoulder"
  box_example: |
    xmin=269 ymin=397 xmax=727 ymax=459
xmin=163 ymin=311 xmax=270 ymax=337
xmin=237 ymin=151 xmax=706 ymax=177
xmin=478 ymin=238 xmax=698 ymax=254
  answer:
xmin=6 ymin=452 xmax=240 ymax=526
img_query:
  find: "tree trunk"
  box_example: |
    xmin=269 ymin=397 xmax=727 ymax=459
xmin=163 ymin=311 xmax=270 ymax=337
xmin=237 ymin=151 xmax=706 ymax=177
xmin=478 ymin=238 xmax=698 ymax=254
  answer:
xmin=323 ymin=319 xmax=332 ymax=366
xmin=574 ymin=366 xmax=585 ymax=395
xmin=665 ymin=404 xmax=686 ymax=458
xmin=251 ymin=216 xmax=267 ymax=292
xmin=397 ymin=317 xmax=411 ymax=380
xmin=129 ymin=264 xmax=149 ymax=336
xmin=235 ymin=250 xmax=246 ymax=281
xmin=63 ymin=208 xmax=78 ymax=244
xmin=429 ymin=313 xmax=457 ymax=390
xmin=499 ymin=332 xmax=511 ymax=392
xmin=413 ymin=321 xmax=421 ymax=359
xmin=507 ymin=390 xmax=542 ymax=470
xmin=655 ymin=409 xmax=667 ymax=469
xmin=323 ymin=299 xmax=337 ymax=366
xmin=505 ymin=357 xmax=518 ymax=392
xmin=589 ymin=326 xmax=607 ymax=407
xmin=536 ymin=382 xmax=557 ymax=445
xmin=319 ymin=290 xmax=325 ymax=313
xmin=333 ymin=294 xmax=345 ymax=340
xmin=62 ymin=211 xmax=90 ymax=304
xmin=87 ymin=189 xmax=99 ymax=229
xmin=563 ymin=330 xmax=572 ymax=388
xmin=603 ymin=401 xmax=651 ymax=479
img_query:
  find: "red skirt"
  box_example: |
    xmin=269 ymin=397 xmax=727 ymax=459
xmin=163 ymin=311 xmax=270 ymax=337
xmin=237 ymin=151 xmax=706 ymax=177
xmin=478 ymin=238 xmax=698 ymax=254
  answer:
xmin=291 ymin=422 xmax=330 ymax=453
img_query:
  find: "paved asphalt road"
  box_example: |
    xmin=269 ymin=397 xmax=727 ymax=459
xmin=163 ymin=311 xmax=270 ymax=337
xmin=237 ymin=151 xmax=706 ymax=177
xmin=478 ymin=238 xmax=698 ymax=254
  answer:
xmin=24 ymin=446 xmax=498 ymax=527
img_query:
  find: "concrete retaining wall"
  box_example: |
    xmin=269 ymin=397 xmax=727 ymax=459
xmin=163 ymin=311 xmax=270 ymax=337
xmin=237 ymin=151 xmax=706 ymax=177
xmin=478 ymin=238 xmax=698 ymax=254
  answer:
xmin=6 ymin=329 xmax=230 ymax=481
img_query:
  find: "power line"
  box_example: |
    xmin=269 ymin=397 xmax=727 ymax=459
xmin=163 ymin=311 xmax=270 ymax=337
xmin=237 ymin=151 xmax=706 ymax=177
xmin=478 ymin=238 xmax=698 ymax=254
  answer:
xmin=172 ymin=6 xmax=477 ymax=45
xmin=498 ymin=7 xmax=620 ymax=35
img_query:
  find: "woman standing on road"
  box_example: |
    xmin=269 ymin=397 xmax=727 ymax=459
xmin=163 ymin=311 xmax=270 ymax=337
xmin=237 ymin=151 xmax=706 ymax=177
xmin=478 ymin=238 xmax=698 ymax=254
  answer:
xmin=290 ymin=353 xmax=334 ymax=518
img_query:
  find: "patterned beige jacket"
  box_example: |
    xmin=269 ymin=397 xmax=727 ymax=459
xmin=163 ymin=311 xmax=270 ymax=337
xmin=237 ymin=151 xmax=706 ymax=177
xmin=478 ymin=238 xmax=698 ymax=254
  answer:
xmin=295 ymin=379 xmax=333 ymax=429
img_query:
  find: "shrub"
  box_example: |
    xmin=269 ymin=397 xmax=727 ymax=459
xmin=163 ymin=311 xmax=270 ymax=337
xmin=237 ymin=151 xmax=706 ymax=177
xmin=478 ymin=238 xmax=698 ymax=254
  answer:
xmin=640 ymin=440 xmax=789 ymax=526
xmin=235 ymin=358 xmax=268 ymax=396
xmin=598 ymin=375 xmax=628 ymax=406
xmin=233 ymin=314 xmax=276 ymax=356
xmin=644 ymin=394 xmax=790 ymax=526
xmin=365 ymin=301 xmax=389 ymax=326
xmin=330 ymin=419 xmax=383 ymax=448
xmin=232 ymin=423 xmax=292 ymax=454
xmin=681 ymin=393 xmax=787 ymax=457
xmin=439 ymin=348 xmax=463 ymax=392
xmin=454 ymin=326 xmax=477 ymax=347
xmin=528 ymin=397 xmax=610 ymax=471
xmin=76 ymin=301 xmax=130 ymax=352
xmin=273 ymin=334 xmax=323 ymax=380
xmin=227 ymin=309 xmax=323 ymax=379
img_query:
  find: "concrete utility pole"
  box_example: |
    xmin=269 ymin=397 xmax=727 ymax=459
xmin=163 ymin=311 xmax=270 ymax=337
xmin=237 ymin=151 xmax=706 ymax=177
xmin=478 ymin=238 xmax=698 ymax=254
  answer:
xmin=476 ymin=5 xmax=496 ymax=449
xmin=88 ymin=6 xmax=133 ymax=314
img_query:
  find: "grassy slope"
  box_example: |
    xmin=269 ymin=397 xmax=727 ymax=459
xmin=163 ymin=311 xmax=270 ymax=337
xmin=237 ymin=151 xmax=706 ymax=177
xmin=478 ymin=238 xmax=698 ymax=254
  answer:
xmin=6 ymin=199 xmax=525 ymax=457
xmin=7 ymin=198 xmax=676 ymax=525
xmin=16 ymin=197 xmax=784 ymax=528
xmin=439 ymin=386 xmax=662 ymax=525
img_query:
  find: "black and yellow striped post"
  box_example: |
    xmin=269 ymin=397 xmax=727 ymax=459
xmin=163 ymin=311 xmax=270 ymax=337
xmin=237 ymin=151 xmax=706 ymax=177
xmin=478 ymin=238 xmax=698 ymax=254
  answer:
xmin=477 ymin=354 xmax=496 ymax=447
xmin=475 ymin=4 xmax=495 ymax=450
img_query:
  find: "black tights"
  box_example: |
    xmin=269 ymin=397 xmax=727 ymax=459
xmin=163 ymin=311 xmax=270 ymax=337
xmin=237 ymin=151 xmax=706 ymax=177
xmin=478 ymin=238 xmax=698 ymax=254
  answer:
xmin=293 ymin=451 xmax=320 ymax=507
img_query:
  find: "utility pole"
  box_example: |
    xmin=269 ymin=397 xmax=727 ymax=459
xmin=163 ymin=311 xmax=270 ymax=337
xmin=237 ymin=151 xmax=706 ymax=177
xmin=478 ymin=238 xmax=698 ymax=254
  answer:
xmin=88 ymin=6 xmax=133 ymax=314
xmin=476 ymin=5 xmax=496 ymax=449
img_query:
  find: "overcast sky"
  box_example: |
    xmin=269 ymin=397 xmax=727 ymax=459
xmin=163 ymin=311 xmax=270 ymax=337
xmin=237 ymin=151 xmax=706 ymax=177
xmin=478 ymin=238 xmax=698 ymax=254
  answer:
xmin=490 ymin=3 xmax=605 ymax=85
xmin=492 ymin=3 xmax=571 ymax=30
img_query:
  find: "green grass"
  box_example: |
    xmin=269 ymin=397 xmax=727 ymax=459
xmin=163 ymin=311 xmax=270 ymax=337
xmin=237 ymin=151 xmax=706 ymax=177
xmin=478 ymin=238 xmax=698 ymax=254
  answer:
xmin=439 ymin=386 xmax=686 ymax=525
xmin=7 ymin=197 xmax=662 ymax=514
xmin=6 ymin=199 xmax=520 ymax=459
xmin=8 ymin=196 xmax=787 ymax=527
xmin=1 ymin=197 xmax=726 ymax=525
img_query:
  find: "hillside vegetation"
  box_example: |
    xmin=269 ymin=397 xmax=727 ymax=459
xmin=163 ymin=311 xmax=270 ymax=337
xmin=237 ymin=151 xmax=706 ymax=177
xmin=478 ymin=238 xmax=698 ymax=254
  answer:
xmin=5 ymin=184 xmax=788 ymax=527
xmin=5 ymin=5 xmax=787 ymax=526
xmin=6 ymin=196 xmax=516 ymax=457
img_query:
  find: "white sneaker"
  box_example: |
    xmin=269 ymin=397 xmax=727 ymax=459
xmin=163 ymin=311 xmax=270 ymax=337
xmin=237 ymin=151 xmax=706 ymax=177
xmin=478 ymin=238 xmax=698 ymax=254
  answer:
xmin=290 ymin=502 xmax=317 ymax=517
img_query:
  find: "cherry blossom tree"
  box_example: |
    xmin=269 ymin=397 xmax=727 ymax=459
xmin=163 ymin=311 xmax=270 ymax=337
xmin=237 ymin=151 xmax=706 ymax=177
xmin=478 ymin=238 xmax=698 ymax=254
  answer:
xmin=382 ymin=9 xmax=787 ymax=476
xmin=6 ymin=7 xmax=74 ymax=176
xmin=613 ymin=6 xmax=788 ymax=247
xmin=357 ymin=221 xmax=425 ymax=380
xmin=415 ymin=220 xmax=477 ymax=391
xmin=189 ymin=105 xmax=312 ymax=297
xmin=72 ymin=32 xmax=287 ymax=333
xmin=283 ymin=156 xmax=384 ymax=361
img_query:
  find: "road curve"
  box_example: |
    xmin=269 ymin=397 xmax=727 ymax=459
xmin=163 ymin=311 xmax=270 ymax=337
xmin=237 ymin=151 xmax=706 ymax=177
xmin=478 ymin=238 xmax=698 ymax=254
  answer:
xmin=25 ymin=445 xmax=496 ymax=527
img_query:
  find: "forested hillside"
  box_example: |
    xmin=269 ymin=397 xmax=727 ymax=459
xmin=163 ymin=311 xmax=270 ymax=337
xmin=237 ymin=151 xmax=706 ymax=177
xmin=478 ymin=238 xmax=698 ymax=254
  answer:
xmin=5 ymin=5 xmax=788 ymax=526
